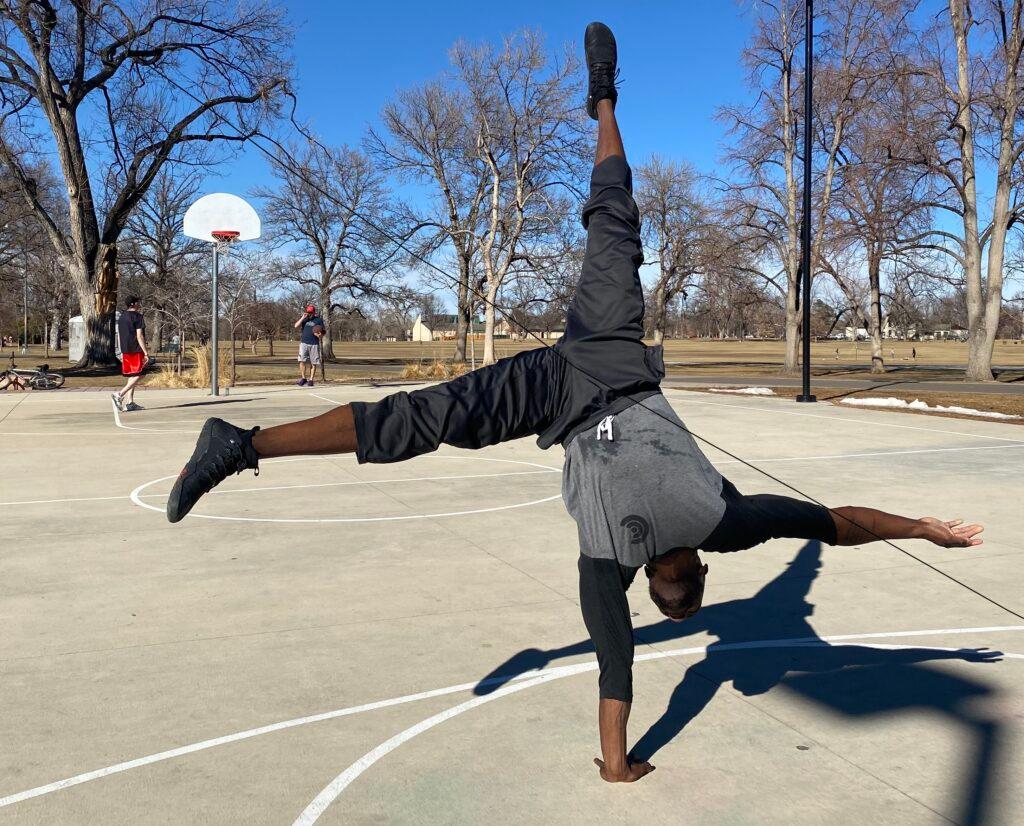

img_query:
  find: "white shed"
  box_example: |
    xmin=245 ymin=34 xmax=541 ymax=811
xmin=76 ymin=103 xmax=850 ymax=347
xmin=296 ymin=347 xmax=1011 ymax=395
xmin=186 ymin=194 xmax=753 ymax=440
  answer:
xmin=410 ymin=315 xmax=434 ymax=343
xmin=68 ymin=316 xmax=86 ymax=362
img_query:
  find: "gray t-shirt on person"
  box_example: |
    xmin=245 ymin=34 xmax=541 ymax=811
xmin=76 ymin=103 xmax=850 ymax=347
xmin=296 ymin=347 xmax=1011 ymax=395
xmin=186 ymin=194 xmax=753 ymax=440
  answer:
xmin=563 ymin=392 xmax=727 ymax=703
xmin=562 ymin=392 xmax=726 ymax=567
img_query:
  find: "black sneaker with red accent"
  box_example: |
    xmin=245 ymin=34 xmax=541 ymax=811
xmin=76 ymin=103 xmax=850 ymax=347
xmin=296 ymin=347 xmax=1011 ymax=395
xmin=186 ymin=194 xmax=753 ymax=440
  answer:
xmin=166 ymin=417 xmax=260 ymax=523
xmin=585 ymin=21 xmax=619 ymax=119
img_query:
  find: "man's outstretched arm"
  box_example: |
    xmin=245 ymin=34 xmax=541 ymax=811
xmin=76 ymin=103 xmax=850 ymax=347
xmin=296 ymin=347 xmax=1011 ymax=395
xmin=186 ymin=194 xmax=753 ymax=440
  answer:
xmin=578 ymin=555 xmax=655 ymax=783
xmin=831 ymin=507 xmax=984 ymax=548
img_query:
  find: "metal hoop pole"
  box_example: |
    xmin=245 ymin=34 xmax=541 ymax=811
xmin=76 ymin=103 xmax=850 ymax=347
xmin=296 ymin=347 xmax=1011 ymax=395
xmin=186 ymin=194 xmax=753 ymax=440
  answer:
xmin=211 ymin=242 xmax=220 ymax=396
xmin=797 ymin=0 xmax=817 ymax=403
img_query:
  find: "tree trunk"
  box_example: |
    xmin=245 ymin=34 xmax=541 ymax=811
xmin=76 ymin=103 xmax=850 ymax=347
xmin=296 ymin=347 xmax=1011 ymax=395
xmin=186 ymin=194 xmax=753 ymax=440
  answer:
xmin=966 ymin=298 xmax=1001 ymax=381
xmin=73 ymin=244 xmax=120 ymax=368
xmin=651 ymin=282 xmax=668 ymax=344
xmin=320 ymin=287 xmax=335 ymax=361
xmin=49 ymin=309 xmax=62 ymax=351
xmin=783 ymin=273 xmax=800 ymax=374
xmin=868 ymin=256 xmax=885 ymax=374
xmin=452 ymin=259 xmax=471 ymax=364
xmin=482 ymin=288 xmax=497 ymax=366
xmin=152 ymin=316 xmax=164 ymax=354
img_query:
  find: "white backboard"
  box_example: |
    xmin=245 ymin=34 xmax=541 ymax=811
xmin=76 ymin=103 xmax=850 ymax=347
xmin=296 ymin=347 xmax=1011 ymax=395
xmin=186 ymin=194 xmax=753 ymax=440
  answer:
xmin=183 ymin=193 xmax=261 ymax=242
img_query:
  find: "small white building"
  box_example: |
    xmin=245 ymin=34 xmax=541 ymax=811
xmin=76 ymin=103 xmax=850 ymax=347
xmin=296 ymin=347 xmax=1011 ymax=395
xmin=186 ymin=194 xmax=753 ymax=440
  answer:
xmin=68 ymin=316 xmax=86 ymax=361
xmin=410 ymin=314 xmax=481 ymax=342
xmin=69 ymin=312 xmax=125 ymax=360
xmin=410 ymin=315 xmax=434 ymax=342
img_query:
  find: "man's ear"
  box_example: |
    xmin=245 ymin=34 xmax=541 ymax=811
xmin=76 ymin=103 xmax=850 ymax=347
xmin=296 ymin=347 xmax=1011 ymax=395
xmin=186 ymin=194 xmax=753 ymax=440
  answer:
xmin=702 ymin=564 xmax=709 ymax=575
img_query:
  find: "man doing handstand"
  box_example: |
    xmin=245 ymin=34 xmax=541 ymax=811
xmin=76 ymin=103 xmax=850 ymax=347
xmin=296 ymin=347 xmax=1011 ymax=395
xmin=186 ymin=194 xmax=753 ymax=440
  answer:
xmin=165 ymin=23 xmax=983 ymax=784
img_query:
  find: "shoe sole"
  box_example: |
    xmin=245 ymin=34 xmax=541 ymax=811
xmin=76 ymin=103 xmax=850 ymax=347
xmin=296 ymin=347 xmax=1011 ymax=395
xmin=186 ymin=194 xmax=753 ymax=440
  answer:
xmin=166 ymin=418 xmax=218 ymax=523
xmin=585 ymin=22 xmax=616 ymax=71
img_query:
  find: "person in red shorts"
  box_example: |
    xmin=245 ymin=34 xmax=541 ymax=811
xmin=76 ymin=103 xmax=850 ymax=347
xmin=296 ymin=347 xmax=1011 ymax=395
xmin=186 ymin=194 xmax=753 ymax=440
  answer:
xmin=112 ymin=295 xmax=150 ymax=412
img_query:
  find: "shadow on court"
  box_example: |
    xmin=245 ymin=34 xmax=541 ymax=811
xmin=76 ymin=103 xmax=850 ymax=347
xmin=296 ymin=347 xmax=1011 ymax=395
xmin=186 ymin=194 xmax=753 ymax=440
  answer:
xmin=166 ymin=398 xmax=263 ymax=409
xmin=475 ymin=542 xmax=1004 ymax=825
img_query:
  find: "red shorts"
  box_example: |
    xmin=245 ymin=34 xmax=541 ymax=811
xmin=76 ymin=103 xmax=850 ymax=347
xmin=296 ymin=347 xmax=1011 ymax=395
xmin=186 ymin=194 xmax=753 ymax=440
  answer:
xmin=121 ymin=352 xmax=147 ymax=376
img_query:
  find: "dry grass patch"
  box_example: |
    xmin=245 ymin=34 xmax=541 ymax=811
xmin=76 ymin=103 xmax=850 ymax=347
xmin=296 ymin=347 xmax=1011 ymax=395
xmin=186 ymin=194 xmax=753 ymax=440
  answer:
xmin=146 ymin=344 xmax=232 ymax=389
xmin=401 ymin=360 xmax=471 ymax=381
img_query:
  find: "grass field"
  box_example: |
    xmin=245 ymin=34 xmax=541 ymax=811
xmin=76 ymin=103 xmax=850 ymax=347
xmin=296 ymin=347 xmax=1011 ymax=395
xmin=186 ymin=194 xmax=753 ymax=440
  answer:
xmin=6 ymin=337 xmax=1024 ymax=392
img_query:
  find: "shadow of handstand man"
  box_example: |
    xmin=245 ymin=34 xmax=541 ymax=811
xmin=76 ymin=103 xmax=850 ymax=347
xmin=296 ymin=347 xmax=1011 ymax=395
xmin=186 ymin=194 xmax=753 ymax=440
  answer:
xmin=476 ymin=541 xmax=1003 ymax=825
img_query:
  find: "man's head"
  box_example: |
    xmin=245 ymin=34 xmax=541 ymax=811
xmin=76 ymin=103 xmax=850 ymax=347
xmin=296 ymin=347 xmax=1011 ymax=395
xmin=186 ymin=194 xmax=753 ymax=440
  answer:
xmin=125 ymin=295 xmax=141 ymax=310
xmin=646 ymin=547 xmax=709 ymax=621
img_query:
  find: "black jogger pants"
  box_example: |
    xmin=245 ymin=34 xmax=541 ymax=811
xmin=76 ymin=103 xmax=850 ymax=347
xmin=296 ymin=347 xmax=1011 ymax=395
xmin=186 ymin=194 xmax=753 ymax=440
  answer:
xmin=351 ymin=156 xmax=664 ymax=464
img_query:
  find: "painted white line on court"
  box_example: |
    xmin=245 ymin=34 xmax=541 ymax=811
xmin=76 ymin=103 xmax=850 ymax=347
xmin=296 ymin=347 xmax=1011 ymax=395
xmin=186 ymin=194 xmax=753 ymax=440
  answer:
xmin=129 ymin=455 xmax=563 ymax=523
xmin=0 ymin=470 xmax=558 ymax=507
xmin=714 ymin=441 xmax=1024 ymax=466
xmin=131 ymin=478 xmax=561 ymax=523
xmin=291 ymin=674 xmax=560 ymax=826
xmin=148 ymin=469 xmax=560 ymax=498
xmin=670 ymin=392 xmax=1024 ymax=443
xmin=109 ymin=397 xmax=195 ymax=434
xmin=2 ymin=625 xmax=1019 ymax=812
xmin=106 ymin=416 xmax=296 ymax=428
xmin=0 ymin=494 xmax=128 ymax=507
xmin=0 ymin=458 xmax=316 ymax=507
xmin=310 ymin=393 xmax=339 ymax=405
xmin=4 ymin=440 xmax=1017 ymax=510
xmin=296 ymin=637 xmax=1024 ymax=822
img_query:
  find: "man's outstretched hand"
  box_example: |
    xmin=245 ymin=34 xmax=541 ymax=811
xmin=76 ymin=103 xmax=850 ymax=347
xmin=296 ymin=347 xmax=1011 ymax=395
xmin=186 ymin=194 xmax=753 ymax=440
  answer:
xmin=918 ymin=517 xmax=984 ymax=548
xmin=593 ymin=757 xmax=655 ymax=783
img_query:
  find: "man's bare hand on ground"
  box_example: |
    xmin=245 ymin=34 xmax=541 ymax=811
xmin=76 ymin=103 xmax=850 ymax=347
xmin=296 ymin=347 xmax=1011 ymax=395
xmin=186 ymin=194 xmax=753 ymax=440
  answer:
xmin=593 ymin=757 xmax=655 ymax=783
xmin=917 ymin=517 xmax=984 ymax=548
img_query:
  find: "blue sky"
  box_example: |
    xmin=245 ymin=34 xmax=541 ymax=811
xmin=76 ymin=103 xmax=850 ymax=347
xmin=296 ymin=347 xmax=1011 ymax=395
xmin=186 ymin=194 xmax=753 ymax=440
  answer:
xmin=214 ymin=1 xmax=755 ymax=197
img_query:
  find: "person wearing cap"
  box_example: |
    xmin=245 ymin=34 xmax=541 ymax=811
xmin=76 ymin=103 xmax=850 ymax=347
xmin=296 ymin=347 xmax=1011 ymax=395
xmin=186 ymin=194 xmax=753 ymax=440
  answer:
xmin=294 ymin=304 xmax=325 ymax=387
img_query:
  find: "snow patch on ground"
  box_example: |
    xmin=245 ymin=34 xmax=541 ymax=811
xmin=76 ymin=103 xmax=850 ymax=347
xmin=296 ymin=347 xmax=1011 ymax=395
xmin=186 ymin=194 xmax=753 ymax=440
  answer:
xmin=840 ymin=396 xmax=1020 ymax=420
xmin=704 ymin=387 xmax=776 ymax=396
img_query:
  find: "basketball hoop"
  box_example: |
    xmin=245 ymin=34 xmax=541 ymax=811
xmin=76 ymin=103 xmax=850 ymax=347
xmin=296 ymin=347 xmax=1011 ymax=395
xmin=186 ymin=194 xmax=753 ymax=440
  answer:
xmin=211 ymin=230 xmax=240 ymax=245
xmin=182 ymin=193 xmax=260 ymax=398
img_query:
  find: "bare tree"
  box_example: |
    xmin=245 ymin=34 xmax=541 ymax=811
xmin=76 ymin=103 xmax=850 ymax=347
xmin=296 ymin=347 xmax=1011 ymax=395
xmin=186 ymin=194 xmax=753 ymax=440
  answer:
xmin=635 ymin=156 xmax=709 ymax=343
xmin=256 ymin=140 xmax=397 ymax=361
xmin=120 ymin=168 xmax=205 ymax=348
xmin=903 ymin=0 xmax=1024 ymax=379
xmin=451 ymin=30 xmax=588 ymax=364
xmin=723 ymin=0 xmax=904 ymax=372
xmin=367 ymin=81 xmax=485 ymax=363
xmin=0 ymin=0 xmax=290 ymax=366
xmin=832 ymin=94 xmax=932 ymax=372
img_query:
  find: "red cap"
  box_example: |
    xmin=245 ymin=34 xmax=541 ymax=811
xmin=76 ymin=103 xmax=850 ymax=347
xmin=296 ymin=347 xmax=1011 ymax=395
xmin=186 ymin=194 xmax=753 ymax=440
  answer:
xmin=305 ymin=305 xmax=316 ymax=313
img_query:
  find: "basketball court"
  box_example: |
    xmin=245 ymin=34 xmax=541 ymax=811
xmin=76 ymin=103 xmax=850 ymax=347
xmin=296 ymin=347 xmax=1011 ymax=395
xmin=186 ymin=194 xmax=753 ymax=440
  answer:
xmin=2 ymin=384 xmax=1023 ymax=823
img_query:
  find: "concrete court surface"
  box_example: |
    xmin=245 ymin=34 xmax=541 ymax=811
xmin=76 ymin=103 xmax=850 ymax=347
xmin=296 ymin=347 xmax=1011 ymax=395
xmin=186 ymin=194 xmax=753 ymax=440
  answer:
xmin=1 ymin=383 xmax=1023 ymax=825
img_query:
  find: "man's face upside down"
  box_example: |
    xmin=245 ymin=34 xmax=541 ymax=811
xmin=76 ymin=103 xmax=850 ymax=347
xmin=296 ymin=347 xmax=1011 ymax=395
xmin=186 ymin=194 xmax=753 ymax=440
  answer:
xmin=646 ymin=548 xmax=709 ymax=621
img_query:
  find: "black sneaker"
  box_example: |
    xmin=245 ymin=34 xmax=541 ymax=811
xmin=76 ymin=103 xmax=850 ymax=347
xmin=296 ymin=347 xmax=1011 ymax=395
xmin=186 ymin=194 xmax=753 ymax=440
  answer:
xmin=124 ymin=401 xmax=145 ymax=412
xmin=166 ymin=418 xmax=260 ymax=523
xmin=110 ymin=393 xmax=124 ymax=412
xmin=584 ymin=22 xmax=618 ymax=119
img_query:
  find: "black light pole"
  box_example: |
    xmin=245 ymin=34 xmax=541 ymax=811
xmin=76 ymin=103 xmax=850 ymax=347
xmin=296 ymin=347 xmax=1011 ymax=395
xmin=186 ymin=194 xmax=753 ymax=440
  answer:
xmin=796 ymin=0 xmax=817 ymax=403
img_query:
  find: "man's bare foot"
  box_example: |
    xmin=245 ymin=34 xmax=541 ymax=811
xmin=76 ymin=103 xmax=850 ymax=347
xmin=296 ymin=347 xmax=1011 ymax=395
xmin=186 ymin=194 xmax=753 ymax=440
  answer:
xmin=917 ymin=517 xmax=984 ymax=548
xmin=593 ymin=757 xmax=655 ymax=783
